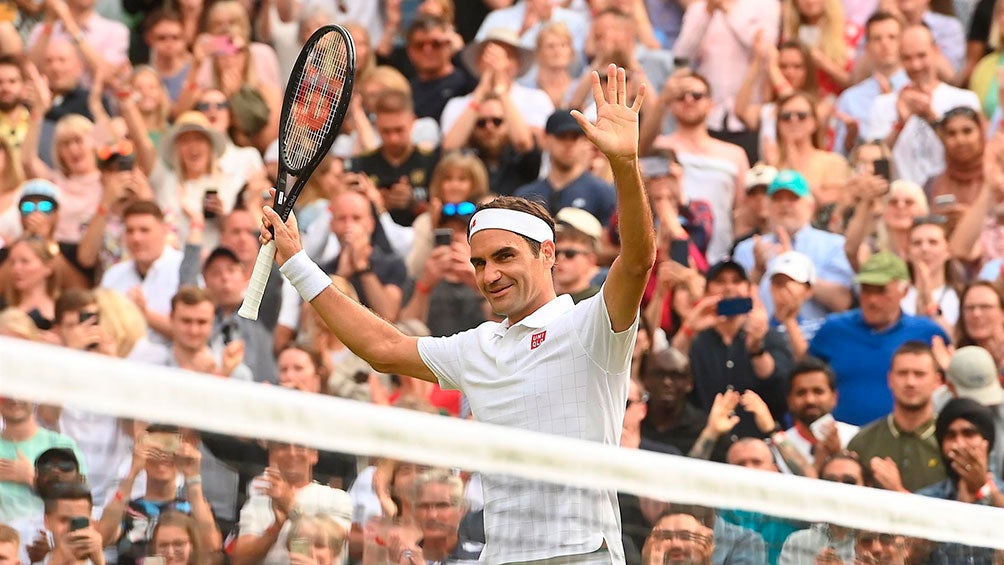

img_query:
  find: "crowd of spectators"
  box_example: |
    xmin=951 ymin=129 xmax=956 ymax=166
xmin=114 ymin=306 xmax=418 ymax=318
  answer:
xmin=3 ymin=0 xmax=1004 ymax=563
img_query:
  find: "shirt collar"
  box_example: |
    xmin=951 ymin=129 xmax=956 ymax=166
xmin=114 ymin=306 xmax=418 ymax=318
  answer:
xmin=885 ymin=414 xmax=936 ymax=438
xmin=494 ymin=293 xmax=574 ymax=336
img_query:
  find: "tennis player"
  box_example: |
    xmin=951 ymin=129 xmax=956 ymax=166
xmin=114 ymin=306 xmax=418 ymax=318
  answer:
xmin=261 ymin=65 xmax=654 ymax=565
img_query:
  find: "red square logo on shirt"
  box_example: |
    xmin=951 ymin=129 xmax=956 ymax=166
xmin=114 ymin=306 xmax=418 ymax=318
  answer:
xmin=530 ymin=331 xmax=546 ymax=350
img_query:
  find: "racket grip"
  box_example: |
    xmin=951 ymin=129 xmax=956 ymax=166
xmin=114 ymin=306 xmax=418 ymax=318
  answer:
xmin=238 ymin=241 xmax=276 ymax=320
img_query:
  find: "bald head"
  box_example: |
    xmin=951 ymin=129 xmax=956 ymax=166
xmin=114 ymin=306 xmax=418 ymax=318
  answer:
xmin=726 ymin=438 xmax=778 ymax=472
xmin=44 ymin=39 xmax=83 ymax=93
xmin=900 ymin=25 xmax=936 ymax=84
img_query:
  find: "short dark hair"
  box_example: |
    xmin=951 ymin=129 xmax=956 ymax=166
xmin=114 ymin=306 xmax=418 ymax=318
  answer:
xmin=143 ymin=8 xmax=183 ymax=35
xmin=406 ymin=14 xmax=449 ymax=41
xmin=54 ymin=288 xmax=97 ymax=325
xmin=655 ymin=503 xmax=716 ymax=530
xmin=373 ymin=89 xmax=413 ymax=115
xmin=786 ymin=356 xmax=837 ymax=396
xmin=170 ymin=285 xmax=213 ymax=312
xmin=123 ymin=200 xmax=165 ymax=222
xmin=865 ymin=10 xmax=901 ymax=39
xmin=891 ymin=341 xmax=940 ymax=372
xmin=469 ymin=196 xmax=555 ymax=257
xmin=43 ymin=481 xmax=93 ymax=514
xmin=819 ymin=451 xmax=872 ymax=486
xmin=0 ymin=54 xmax=24 ymax=75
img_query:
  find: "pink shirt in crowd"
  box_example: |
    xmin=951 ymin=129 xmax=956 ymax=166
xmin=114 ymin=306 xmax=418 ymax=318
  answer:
xmin=28 ymin=13 xmax=129 ymax=66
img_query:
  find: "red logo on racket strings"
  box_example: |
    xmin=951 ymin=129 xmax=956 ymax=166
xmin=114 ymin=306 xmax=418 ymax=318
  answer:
xmin=294 ymin=80 xmax=333 ymax=129
xmin=530 ymin=331 xmax=546 ymax=350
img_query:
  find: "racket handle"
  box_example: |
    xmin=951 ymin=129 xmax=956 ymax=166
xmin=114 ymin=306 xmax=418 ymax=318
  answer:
xmin=238 ymin=241 xmax=276 ymax=320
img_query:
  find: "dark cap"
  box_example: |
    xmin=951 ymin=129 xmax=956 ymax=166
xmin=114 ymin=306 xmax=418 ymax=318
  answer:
xmin=706 ymin=259 xmax=748 ymax=282
xmin=935 ymin=397 xmax=995 ymax=458
xmin=35 ymin=447 xmax=80 ymax=471
xmin=203 ymin=246 xmax=241 ymax=270
xmin=545 ymin=110 xmax=583 ymax=136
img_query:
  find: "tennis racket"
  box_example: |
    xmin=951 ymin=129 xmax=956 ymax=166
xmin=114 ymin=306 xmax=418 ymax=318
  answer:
xmin=239 ymin=25 xmax=356 ymax=320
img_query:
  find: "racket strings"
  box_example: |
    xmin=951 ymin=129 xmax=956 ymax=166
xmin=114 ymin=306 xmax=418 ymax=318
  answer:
xmin=283 ymin=32 xmax=351 ymax=172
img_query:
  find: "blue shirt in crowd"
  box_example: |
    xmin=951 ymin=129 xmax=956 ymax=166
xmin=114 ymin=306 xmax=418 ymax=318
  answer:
xmin=808 ymin=310 xmax=949 ymax=426
xmin=514 ymin=172 xmax=617 ymax=226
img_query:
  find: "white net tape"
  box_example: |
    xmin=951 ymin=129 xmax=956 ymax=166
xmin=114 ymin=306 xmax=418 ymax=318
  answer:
xmin=2 ymin=336 xmax=1002 ymax=550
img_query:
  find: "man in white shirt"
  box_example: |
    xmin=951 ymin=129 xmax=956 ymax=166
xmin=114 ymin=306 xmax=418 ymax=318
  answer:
xmin=260 ymin=66 xmax=655 ymax=564
xmin=475 ymin=0 xmax=590 ymax=55
xmin=866 ymin=25 xmax=980 ymax=186
xmin=99 ymin=201 xmax=182 ymax=343
xmin=783 ymin=357 xmax=859 ymax=466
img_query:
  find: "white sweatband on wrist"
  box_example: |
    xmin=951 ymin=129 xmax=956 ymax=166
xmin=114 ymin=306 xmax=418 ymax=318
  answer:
xmin=468 ymin=208 xmax=554 ymax=243
xmin=279 ymin=250 xmax=331 ymax=303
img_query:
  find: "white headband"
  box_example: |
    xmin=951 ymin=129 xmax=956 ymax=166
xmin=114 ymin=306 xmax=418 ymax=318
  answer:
xmin=468 ymin=208 xmax=554 ymax=243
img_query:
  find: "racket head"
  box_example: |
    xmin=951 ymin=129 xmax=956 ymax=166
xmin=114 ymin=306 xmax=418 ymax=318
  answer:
xmin=275 ymin=24 xmax=356 ymax=219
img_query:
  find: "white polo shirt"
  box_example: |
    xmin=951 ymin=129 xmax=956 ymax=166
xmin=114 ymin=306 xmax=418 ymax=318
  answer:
xmin=100 ymin=246 xmax=183 ymax=343
xmin=418 ymin=290 xmax=635 ymax=564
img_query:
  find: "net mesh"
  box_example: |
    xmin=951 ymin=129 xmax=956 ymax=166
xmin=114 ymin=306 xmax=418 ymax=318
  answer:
xmin=2 ymin=337 xmax=1003 ymax=565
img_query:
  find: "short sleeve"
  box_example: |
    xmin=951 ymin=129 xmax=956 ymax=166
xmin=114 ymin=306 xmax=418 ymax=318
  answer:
xmin=571 ymin=288 xmax=638 ymax=375
xmin=238 ymin=495 xmax=275 ymax=536
xmin=417 ymin=332 xmax=470 ymax=391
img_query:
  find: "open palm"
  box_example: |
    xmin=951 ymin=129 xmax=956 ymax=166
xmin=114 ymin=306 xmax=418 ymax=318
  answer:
xmin=572 ymin=64 xmax=645 ymax=161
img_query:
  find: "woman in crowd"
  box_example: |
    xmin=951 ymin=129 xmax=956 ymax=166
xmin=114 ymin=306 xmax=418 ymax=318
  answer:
xmin=0 ymin=136 xmax=25 ymax=242
xmin=93 ymin=287 xmax=148 ymax=358
xmin=406 ymin=151 xmax=490 ymax=278
xmin=736 ymin=41 xmax=831 ymax=166
xmin=153 ymin=111 xmax=240 ymax=248
xmin=955 ymin=281 xmax=1004 ymax=370
xmin=131 ymin=66 xmax=172 ymax=147
xmin=846 ymin=177 xmax=929 ymax=268
xmin=22 ymin=113 xmax=103 ymax=244
xmin=277 ymin=344 xmax=329 ymax=394
xmin=149 ymin=511 xmax=207 ymax=565
xmin=927 ymin=107 xmax=987 ymax=211
xmin=0 ymin=237 xmax=60 ymax=332
xmin=773 ymin=91 xmax=849 ymax=212
xmin=194 ymin=87 xmax=266 ymax=181
xmin=285 ymin=515 xmax=347 ymax=565
xmin=903 ymin=216 xmax=962 ymax=331
xmin=781 ymin=0 xmax=861 ymax=93
xmin=968 ymin=0 xmax=1004 ymax=122
xmin=524 ymin=22 xmax=577 ymax=110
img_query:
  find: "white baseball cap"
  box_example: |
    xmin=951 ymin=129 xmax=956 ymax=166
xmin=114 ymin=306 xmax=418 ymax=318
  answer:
xmin=765 ymin=251 xmax=816 ymax=285
xmin=947 ymin=346 xmax=1004 ymax=406
xmin=745 ymin=163 xmax=779 ymax=192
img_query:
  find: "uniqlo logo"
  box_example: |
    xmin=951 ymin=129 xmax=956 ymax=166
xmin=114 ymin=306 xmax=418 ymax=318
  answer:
xmin=530 ymin=331 xmax=546 ymax=350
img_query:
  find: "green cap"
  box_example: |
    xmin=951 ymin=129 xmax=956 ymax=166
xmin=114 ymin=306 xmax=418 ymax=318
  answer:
xmin=767 ymin=169 xmax=811 ymax=198
xmin=854 ymin=252 xmax=909 ymax=286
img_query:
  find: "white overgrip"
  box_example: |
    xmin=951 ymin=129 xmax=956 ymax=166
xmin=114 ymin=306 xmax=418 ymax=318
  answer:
xmin=238 ymin=241 xmax=276 ymax=320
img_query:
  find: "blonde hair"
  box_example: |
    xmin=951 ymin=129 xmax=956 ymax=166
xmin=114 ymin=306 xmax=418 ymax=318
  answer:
xmin=342 ymin=22 xmax=376 ymax=76
xmin=0 ymin=307 xmax=39 ymax=340
xmin=286 ymin=515 xmax=346 ymax=559
xmin=537 ymin=21 xmax=573 ymax=50
xmin=359 ymin=65 xmax=412 ymax=97
xmin=782 ymin=0 xmax=849 ymax=68
xmin=429 ymin=151 xmax=490 ymax=203
xmin=131 ymin=65 xmax=170 ymax=133
xmin=93 ymin=288 xmax=148 ymax=357
xmin=52 ymin=114 xmax=96 ymax=175
xmin=205 ymin=0 xmax=251 ymax=40
xmin=2 ymin=237 xmax=59 ymax=307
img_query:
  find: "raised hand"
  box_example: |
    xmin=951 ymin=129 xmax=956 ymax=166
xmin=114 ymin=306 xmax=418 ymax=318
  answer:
xmin=571 ymin=64 xmax=645 ymax=162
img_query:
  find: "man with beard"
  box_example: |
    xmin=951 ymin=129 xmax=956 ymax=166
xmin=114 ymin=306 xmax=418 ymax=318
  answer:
xmin=642 ymin=505 xmax=716 ymax=565
xmin=847 ymin=341 xmax=947 ymax=492
xmin=643 ymin=72 xmax=749 ymax=262
xmin=782 ymin=358 xmax=859 ymax=467
xmin=0 ymin=55 xmax=27 ymax=153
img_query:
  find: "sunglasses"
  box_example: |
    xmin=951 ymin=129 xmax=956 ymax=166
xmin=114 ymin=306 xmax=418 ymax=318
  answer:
xmin=911 ymin=214 xmax=947 ymax=227
xmin=20 ymin=200 xmax=56 ymax=215
xmin=411 ymin=38 xmax=450 ymax=50
xmin=674 ymin=90 xmax=707 ymax=102
xmin=39 ymin=460 xmax=77 ymax=473
xmin=196 ymin=101 xmax=230 ymax=111
xmin=626 ymin=392 xmax=650 ymax=409
xmin=442 ymin=201 xmax=476 ymax=217
xmin=779 ymin=111 xmax=811 ymax=122
xmin=822 ymin=473 xmax=859 ymax=485
xmin=475 ymin=117 xmax=504 ymax=128
xmin=96 ymin=139 xmax=134 ymax=162
xmin=555 ymin=248 xmax=589 ymax=259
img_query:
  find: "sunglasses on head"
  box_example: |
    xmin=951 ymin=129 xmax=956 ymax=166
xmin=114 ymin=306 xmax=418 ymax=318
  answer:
xmin=674 ymin=90 xmax=707 ymax=102
xmin=475 ymin=117 xmax=504 ymax=128
xmin=196 ymin=101 xmax=230 ymax=112
xmin=779 ymin=111 xmax=811 ymax=122
xmin=96 ymin=139 xmax=134 ymax=162
xmin=20 ymin=200 xmax=56 ymax=215
xmin=911 ymin=214 xmax=947 ymax=227
xmin=442 ymin=201 xmax=476 ymax=217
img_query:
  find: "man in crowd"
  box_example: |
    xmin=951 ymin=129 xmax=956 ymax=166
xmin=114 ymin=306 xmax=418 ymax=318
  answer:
xmin=642 ymin=505 xmax=716 ymax=565
xmin=231 ymin=442 xmax=352 ymax=565
xmin=388 ymin=469 xmax=484 ymax=564
xmin=34 ymin=39 xmax=93 ymax=167
xmin=640 ymin=347 xmax=715 ymax=457
xmin=100 ymin=201 xmax=182 ymax=343
xmin=475 ymin=0 xmax=588 ymax=53
xmin=0 ymin=398 xmax=85 ymax=525
xmin=733 ymin=170 xmax=854 ymax=329
xmin=644 ymin=72 xmax=749 ymax=261
xmin=42 ymin=482 xmax=105 ymax=565
xmin=809 ymin=252 xmax=948 ymax=426
xmin=407 ymin=15 xmax=475 ymax=120
xmin=0 ymin=55 xmax=27 ymax=156
xmin=833 ymin=11 xmax=906 ymax=154
xmin=945 ymin=346 xmax=1004 ymax=480
xmin=27 ymin=0 xmax=128 ymax=67
xmin=783 ymin=357 xmax=859 ymax=467
xmin=352 ymin=90 xmax=440 ymax=227
xmin=552 ymin=207 xmax=602 ymax=303
xmin=867 ymin=25 xmax=979 ymax=185
xmin=514 ymin=110 xmax=617 ymax=225
xmin=672 ymin=260 xmax=793 ymax=437
xmin=892 ymin=0 xmax=965 ymax=76
xmin=847 ymin=341 xmax=947 ymax=492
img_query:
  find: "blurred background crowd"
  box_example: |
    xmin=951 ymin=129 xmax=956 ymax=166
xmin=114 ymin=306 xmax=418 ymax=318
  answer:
xmin=3 ymin=0 xmax=1004 ymax=563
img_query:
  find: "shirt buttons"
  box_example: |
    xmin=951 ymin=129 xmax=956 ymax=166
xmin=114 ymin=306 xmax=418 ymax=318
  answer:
xmin=726 ymin=360 xmax=734 ymax=369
